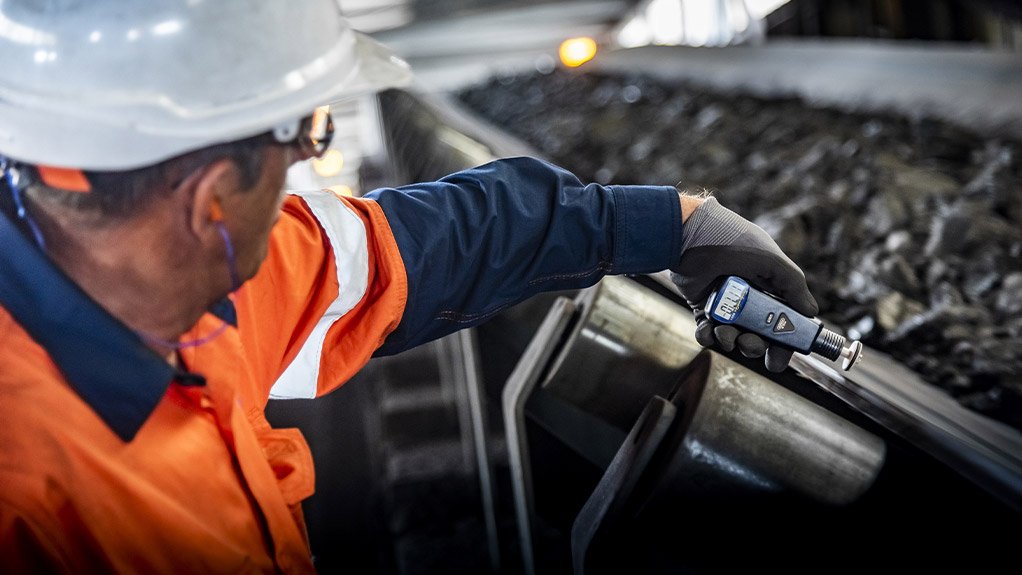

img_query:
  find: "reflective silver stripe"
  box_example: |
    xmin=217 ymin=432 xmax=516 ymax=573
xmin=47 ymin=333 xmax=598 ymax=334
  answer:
xmin=270 ymin=190 xmax=369 ymax=399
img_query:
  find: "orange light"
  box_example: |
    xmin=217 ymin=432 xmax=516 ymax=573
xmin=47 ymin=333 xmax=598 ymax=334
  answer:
xmin=559 ymin=37 xmax=597 ymax=68
xmin=312 ymin=149 xmax=344 ymax=178
xmin=327 ymin=184 xmax=353 ymax=197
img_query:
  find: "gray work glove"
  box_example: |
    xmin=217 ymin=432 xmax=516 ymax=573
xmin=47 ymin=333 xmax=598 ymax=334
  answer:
xmin=670 ymin=197 xmax=818 ymax=372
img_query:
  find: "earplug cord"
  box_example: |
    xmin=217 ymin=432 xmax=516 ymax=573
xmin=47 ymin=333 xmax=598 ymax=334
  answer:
xmin=137 ymin=219 xmax=240 ymax=350
xmin=1 ymin=160 xmax=239 ymax=352
xmin=2 ymin=160 xmax=48 ymax=250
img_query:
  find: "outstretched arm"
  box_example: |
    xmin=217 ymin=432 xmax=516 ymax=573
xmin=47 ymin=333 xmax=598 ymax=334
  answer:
xmin=368 ymin=156 xmax=683 ymax=355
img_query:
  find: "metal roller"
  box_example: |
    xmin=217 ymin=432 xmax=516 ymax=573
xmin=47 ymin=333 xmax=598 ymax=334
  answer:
xmin=541 ymin=275 xmax=703 ymax=431
xmin=571 ymin=351 xmax=888 ymax=574
xmin=653 ymin=350 xmax=886 ymax=505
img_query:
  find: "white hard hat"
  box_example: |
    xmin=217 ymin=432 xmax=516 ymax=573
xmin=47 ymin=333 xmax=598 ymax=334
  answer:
xmin=0 ymin=0 xmax=413 ymax=170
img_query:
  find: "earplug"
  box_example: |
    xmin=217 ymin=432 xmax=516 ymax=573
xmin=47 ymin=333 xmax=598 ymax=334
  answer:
xmin=210 ymin=199 xmax=224 ymax=222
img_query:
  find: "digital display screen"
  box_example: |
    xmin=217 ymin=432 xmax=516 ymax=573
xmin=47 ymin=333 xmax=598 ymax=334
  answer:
xmin=712 ymin=279 xmax=748 ymax=322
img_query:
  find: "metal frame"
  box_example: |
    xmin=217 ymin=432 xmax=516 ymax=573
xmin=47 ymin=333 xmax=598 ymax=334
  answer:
xmin=501 ymin=297 xmax=579 ymax=575
xmin=436 ymin=329 xmax=502 ymax=572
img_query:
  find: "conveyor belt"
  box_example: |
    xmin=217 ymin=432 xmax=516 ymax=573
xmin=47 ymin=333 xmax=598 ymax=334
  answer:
xmin=647 ymin=271 xmax=1022 ymax=512
xmin=793 ymin=348 xmax=1022 ymax=511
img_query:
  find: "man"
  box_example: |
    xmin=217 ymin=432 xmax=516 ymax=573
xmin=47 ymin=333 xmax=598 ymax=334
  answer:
xmin=0 ymin=1 xmax=817 ymax=572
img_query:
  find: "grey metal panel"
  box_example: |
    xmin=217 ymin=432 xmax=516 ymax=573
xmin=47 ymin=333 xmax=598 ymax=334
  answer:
xmin=593 ymin=41 xmax=1022 ymax=139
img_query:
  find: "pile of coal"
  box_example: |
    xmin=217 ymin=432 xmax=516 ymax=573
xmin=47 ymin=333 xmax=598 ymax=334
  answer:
xmin=458 ymin=69 xmax=1022 ymax=431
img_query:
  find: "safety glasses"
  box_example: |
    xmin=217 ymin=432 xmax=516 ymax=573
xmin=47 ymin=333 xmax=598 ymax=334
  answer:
xmin=271 ymin=106 xmax=335 ymax=160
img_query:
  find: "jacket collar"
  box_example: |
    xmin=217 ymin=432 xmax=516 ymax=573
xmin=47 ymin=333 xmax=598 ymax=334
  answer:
xmin=0 ymin=209 xmax=179 ymax=441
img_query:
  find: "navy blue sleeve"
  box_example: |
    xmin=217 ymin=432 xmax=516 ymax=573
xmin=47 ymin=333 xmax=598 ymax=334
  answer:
xmin=365 ymin=156 xmax=683 ymax=356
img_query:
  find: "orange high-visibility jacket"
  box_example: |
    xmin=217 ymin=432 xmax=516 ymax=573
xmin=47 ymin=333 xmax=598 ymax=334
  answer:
xmin=0 ymin=157 xmax=681 ymax=573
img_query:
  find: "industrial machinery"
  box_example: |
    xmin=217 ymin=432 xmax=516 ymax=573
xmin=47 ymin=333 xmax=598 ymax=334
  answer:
xmin=268 ymin=41 xmax=1021 ymax=572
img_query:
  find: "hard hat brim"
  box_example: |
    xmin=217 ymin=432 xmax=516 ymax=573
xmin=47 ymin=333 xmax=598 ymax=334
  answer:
xmin=0 ymin=32 xmax=412 ymax=171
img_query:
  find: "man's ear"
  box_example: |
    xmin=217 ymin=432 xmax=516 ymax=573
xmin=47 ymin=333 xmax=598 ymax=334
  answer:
xmin=183 ymin=159 xmax=237 ymax=239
